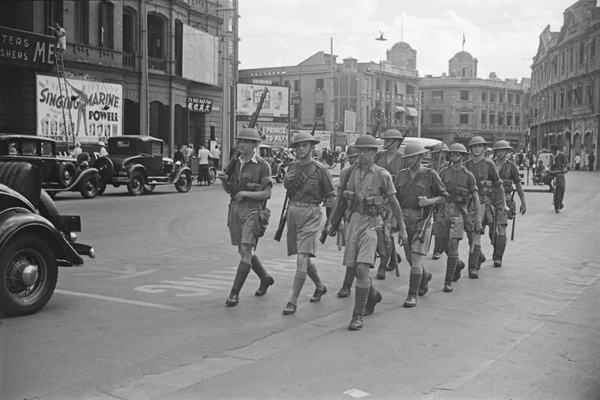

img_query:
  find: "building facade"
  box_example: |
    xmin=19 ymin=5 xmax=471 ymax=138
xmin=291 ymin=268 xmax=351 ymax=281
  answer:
xmin=420 ymin=51 xmax=530 ymax=148
xmin=530 ymin=0 xmax=600 ymax=169
xmin=0 ymin=0 xmax=237 ymax=158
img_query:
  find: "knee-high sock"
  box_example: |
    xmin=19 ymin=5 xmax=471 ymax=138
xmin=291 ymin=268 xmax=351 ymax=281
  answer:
xmin=251 ymin=254 xmax=269 ymax=280
xmin=493 ymin=235 xmax=507 ymax=260
xmin=353 ymin=278 xmax=371 ymax=315
xmin=469 ymin=245 xmax=481 ymax=268
xmin=408 ymin=273 xmax=422 ymax=296
xmin=306 ymin=260 xmax=323 ymax=288
xmin=445 ymin=256 xmax=459 ymax=284
xmin=341 ymin=267 xmax=355 ymax=288
xmin=290 ymin=270 xmax=307 ymax=303
xmin=232 ymin=261 xmax=252 ymax=293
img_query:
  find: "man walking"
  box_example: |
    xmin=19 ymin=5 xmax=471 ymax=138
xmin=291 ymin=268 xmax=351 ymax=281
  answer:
xmin=216 ymin=128 xmax=275 ymax=307
xmin=281 ymin=132 xmax=336 ymax=316
xmin=548 ymin=144 xmax=569 ymax=213
xmin=328 ymin=135 xmax=407 ymax=330
xmin=197 ymin=144 xmax=212 ymax=185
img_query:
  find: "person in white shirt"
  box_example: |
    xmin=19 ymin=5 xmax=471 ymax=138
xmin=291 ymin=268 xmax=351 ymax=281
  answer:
xmin=98 ymin=142 xmax=108 ymax=157
xmin=197 ymin=144 xmax=212 ymax=185
xmin=211 ymin=145 xmax=221 ymax=169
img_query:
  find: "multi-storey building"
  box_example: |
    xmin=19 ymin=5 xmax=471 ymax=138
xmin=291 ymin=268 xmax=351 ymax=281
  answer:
xmin=0 ymin=0 xmax=237 ymax=158
xmin=239 ymin=41 xmax=421 ymax=148
xmin=420 ymin=51 xmax=530 ymax=148
xmin=530 ymin=0 xmax=599 ymax=169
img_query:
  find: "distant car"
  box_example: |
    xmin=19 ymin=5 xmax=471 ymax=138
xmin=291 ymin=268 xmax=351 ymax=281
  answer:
xmin=94 ymin=135 xmax=193 ymax=196
xmin=259 ymin=144 xmax=287 ymax=183
xmin=0 ymin=134 xmax=101 ymax=199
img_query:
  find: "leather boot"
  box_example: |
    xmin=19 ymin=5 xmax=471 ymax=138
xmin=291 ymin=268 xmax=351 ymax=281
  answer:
xmin=404 ymin=273 xmax=421 ymax=307
xmin=468 ymin=266 xmax=479 ymax=279
xmin=453 ymin=259 xmax=465 ymax=282
xmin=403 ymin=294 xmax=417 ymax=307
xmin=225 ymin=290 xmax=239 ymax=306
xmin=376 ymin=265 xmax=386 ymax=280
xmin=255 ymin=276 xmax=274 ymax=296
xmin=337 ymin=286 xmax=351 ymax=298
xmin=418 ymin=271 xmax=432 ymax=296
xmin=364 ymin=291 xmax=382 ymax=316
xmin=348 ymin=314 xmax=364 ymax=331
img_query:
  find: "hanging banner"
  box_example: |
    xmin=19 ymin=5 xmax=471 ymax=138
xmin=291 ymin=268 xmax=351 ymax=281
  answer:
xmin=36 ymin=74 xmax=123 ymax=143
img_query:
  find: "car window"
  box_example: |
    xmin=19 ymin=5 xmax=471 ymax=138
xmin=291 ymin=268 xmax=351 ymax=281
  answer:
xmin=116 ymin=140 xmax=130 ymax=148
xmin=8 ymin=142 xmax=18 ymax=155
xmin=41 ymin=142 xmax=53 ymax=157
xmin=22 ymin=141 xmax=37 ymax=155
xmin=151 ymin=142 xmax=162 ymax=155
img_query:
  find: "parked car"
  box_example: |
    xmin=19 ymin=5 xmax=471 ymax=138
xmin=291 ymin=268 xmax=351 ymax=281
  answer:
xmin=93 ymin=135 xmax=193 ymax=196
xmin=0 ymin=135 xmax=101 ymax=199
xmin=0 ymin=161 xmax=95 ymax=316
xmin=259 ymin=144 xmax=287 ymax=183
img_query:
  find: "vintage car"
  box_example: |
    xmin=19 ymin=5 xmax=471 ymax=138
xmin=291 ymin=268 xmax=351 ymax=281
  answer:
xmin=258 ymin=144 xmax=287 ymax=183
xmin=94 ymin=135 xmax=193 ymax=196
xmin=0 ymin=161 xmax=95 ymax=317
xmin=0 ymin=135 xmax=102 ymax=199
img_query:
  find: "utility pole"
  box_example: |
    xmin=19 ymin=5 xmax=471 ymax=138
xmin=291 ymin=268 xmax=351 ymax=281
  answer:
xmin=329 ymin=37 xmax=335 ymax=150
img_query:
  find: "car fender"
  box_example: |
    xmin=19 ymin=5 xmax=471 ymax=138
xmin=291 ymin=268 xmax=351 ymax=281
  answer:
xmin=0 ymin=208 xmax=84 ymax=266
xmin=63 ymin=168 xmax=100 ymax=191
xmin=169 ymin=166 xmax=192 ymax=182
xmin=125 ymin=163 xmax=147 ymax=179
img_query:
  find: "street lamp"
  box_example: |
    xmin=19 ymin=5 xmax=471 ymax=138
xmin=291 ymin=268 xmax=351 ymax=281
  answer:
xmin=375 ymin=32 xmax=387 ymax=137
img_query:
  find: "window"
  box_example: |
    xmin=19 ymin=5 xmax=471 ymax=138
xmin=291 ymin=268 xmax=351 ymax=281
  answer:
xmin=515 ymin=115 xmax=521 ymax=126
xmin=580 ymin=42 xmax=585 ymax=64
xmin=459 ymin=113 xmax=469 ymax=124
xmin=294 ymin=104 xmax=300 ymax=119
xmin=499 ymin=92 xmax=505 ymax=103
xmin=561 ymin=51 xmax=565 ymax=72
xmin=560 ymin=92 xmax=565 ymax=109
xmin=508 ymin=94 xmax=513 ymax=104
xmin=515 ymin=94 xmax=521 ymax=105
xmin=588 ymin=82 xmax=594 ymax=105
xmin=432 ymin=91 xmax=443 ymax=101
xmin=385 ymin=80 xmax=391 ymax=92
xmin=569 ymin=47 xmax=574 ymax=70
xmin=591 ymin=37 xmax=596 ymax=61
xmin=552 ymin=91 xmax=557 ymax=110
xmin=489 ymin=113 xmax=496 ymax=125
xmin=148 ymin=14 xmax=164 ymax=58
xmin=99 ymin=0 xmax=114 ymax=48
xmin=74 ymin=0 xmax=89 ymax=44
xmin=482 ymin=92 xmax=488 ymax=102
xmin=316 ymin=103 xmax=324 ymax=118
xmin=431 ymin=113 xmax=443 ymax=124
xmin=284 ymin=80 xmax=290 ymax=87
xmin=490 ymin=92 xmax=497 ymax=102
xmin=507 ymin=114 xmax=513 ymax=126
xmin=498 ymin=112 xmax=504 ymax=126
xmin=294 ymin=80 xmax=300 ymax=92
xmin=462 ymin=67 xmax=468 ymax=77
xmin=316 ymin=79 xmax=324 ymax=90
xmin=460 ymin=91 xmax=469 ymax=101
xmin=123 ymin=8 xmax=135 ymax=53
xmin=481 ymin=113 xmax=487 ymax=124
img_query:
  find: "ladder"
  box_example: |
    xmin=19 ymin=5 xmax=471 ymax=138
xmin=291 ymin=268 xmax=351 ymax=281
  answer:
xmin=54 ymin=51 xmax=75 ymax=151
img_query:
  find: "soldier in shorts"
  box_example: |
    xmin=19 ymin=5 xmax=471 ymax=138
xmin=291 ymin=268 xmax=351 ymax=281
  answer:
xmin=374 ymin=129 xmax=408 ymax=279
xmin=328 ymin=135 xmax=408 ymax=330
xmin=463 ymin=136 xmax=509 ymax=279
xmin=491 ymin=140 xmax=527 ymax=267
xmin=395 ymin=142 xmax=448 ymax=307
xmin=217 ymin=128 xmax=275 ymax=307
xmin=434 ymin=143 xmax=482 ymax=292
xmin=430 ymin=142 xmax=449 ymax=260
xmin=281 ymin=133 xmax=336 ymax=315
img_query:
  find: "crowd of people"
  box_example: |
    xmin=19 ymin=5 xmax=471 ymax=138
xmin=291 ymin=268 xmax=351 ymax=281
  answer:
xmin=174 ymin=143 xmax=222 ymax=185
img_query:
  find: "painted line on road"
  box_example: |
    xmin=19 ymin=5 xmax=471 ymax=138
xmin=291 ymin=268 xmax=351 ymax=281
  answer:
xmin=54 ymin=290 xmax=185 ymax=311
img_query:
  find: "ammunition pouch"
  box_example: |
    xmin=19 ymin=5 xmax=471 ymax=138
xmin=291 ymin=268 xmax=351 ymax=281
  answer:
xmin=363 ymin=196 xmax=387 ymax=216
xmin=480 ymin=180 xmax=494 ymax=201
xmin=450 ymin=187 xmax=472 ymax=205
xmin=502 ymin=178 xmax=513 ymax=195
xmin=343 ymin=190 xmax=357 ymax=212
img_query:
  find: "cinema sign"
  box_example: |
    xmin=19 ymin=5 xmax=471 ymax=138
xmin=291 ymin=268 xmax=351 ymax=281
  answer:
xmin=0 ymin=26 xmax=58 ymax=69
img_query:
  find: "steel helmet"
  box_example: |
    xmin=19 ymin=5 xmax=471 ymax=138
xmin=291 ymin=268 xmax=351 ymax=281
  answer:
xmin=448 ymin=143 xmax=469 ymax=154
xmin=493 ymin=140 xmax=512 ymax=151
xmin=346 ymin=145 xmax=358 ymax=158
xmin=236 ymin=128 xmax=262 ymax=142
xmin=382 ymin=129 xmax=404 ymax=141
xmin=354 ymin=135 xmax=379 ymax=149
xmin=431 ymin=142 xmax=449 ymax=153
xmin=291 ymin=132 xmax=320 ymax=147
xmin=402 ymin=142 xmax=429 ymax=158
xmin=467 ymin=136 xmax=487 ymax=147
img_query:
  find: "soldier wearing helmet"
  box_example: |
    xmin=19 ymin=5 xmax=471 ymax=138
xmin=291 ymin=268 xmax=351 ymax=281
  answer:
xmin=491 ymin=140 xmax=527 ymax=268
xmin=463 ymin=135 xmax=509 ymax=280
xmin=433 ymin=143 xmax=481 ymax=293
xmin=281 ymin=132 xmax=336 ymax=316
xmin=373 ymin=129 xmax=407 ymax=278
xmin=393 ymin=142 xmax=447 ymax=307
xmin=217 ymin=128 xmax=275 ymax=307
xmin=327 ymin=135 xmax=408 ymax=330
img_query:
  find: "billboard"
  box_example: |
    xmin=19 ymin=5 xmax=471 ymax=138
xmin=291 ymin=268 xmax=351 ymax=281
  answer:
xmin=37 ymin=74 xmax=123 ymax=143
xmin=182 ymin=24 xmax=218 ymax=86
xmin=236 ymin=83 xmax=289 ymax=119
xmin=236 ymin=121 xmax=289 ymax=148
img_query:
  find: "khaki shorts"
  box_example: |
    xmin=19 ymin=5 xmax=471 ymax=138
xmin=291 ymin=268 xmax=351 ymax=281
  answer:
xmin=434 ymin=202 xmax=466 ymax=240
xmin=286 ymin=203 xmax=322 ymax=257
xmin=228 ymin=204 xmax=264 ymax=246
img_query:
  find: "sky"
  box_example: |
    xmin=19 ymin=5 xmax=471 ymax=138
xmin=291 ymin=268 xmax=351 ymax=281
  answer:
xmin=238 ymin=0 xmax=572 ymax=81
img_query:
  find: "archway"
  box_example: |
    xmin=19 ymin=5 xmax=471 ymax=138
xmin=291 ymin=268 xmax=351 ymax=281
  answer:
xmin=150 ymin=101 xmax=169 ymax=149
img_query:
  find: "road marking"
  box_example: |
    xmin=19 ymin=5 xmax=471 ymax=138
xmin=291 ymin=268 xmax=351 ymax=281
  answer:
xmin=54 ymin=290 xmax=185 ymax=311
xmin=343 ymin=388 xmax=370 ymax=398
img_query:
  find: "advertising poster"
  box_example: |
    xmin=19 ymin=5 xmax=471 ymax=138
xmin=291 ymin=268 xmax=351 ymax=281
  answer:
xmin=236 ymin=83 xmax=289 ymax=118
xmin=36 ymin=74 xmax=123 ymax=143
xmin=236 ymin=121 xmax=289 ymax=148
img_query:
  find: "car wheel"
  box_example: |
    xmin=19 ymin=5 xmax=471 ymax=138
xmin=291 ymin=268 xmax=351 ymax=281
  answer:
xmin=94 ymin=157 xmax=114 ymax=183
xmin=0 ymin=233 xmax=58 ymax=317
xmin=143 ymin=184 xmax=156 ymax=193
xmin=209 ymin=167 xmax=217 ymax=184
xmin=58 ymin=162 xmax=77 ymax=187
xmin=97 ymin=182 xmax=107 ymax=195
xmin=79 ymin=174 xmax=100 ymax=199
xmin=175 ymin=171 xmax=192 ymax=193
xmin=127 ymin=171 xmax=145 ymax=196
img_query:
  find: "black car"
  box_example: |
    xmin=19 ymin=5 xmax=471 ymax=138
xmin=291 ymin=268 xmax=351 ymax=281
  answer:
xmin=0 ymin=161 xmax=95 ymax=317
xmin=0 ymin=134 xmax=101 ymax=199
xmin=94 ymin=135 xmax=193 ymax=196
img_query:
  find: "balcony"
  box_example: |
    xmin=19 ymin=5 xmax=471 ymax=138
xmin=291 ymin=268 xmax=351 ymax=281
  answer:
xmin=123 ymin=53 xmax=135 ymax=68
xmin=149 ymin=57 xmax=167 ymax=73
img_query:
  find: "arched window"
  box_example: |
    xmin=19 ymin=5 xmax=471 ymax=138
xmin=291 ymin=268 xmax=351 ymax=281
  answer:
xmin=150 ymin=101 xmax=169 ymax=144
xmin=99 ymin=0 xmax=114 ymax=49
xmin=123 ymin=8 xmax=136 ymax=54
xmin=148 ymin=14 xmax=165 ymax=59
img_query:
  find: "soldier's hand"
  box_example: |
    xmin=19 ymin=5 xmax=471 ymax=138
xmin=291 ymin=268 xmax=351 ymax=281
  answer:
xmin=234 ymin=191 xmax=247 ymax=202
xmin=520 ymin=203 xmax=527 ymax=215
xmin=398 ymin=227 xmax=408 ymax=244
xmin=216 ymin=171 xmax=228 ymax=180
xmin=503 ymin=204 xmax=510 ymax=212
xmin=284 ymin=170 xmax=296 ymax=183
xmin=475 ymin=221 xmax=483 ymax=233
xmin=418 ymin=196 xmax=431 ymax=207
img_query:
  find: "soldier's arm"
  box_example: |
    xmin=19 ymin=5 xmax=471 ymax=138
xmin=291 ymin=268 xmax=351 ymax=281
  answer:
xmin=472 ymin=191 xmax=483 ymax=232
xmin=515 ymin=181 xmax=527 ymax=215
xmin=388 ymin=194 xmax=407 ymax=243
xmin=216 ymin=171 xmax=231 ymax=194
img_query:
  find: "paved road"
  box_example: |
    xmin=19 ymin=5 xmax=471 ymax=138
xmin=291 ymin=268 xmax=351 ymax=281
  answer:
xmin=1 ymin=170 xmax=599 ymax=400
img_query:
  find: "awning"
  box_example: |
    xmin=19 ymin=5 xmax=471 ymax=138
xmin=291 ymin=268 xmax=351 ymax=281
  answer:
xmin=395 ymin=106 xmax=406 ymax=113
xmin=406 ymin=107 xmax=418 ymax=117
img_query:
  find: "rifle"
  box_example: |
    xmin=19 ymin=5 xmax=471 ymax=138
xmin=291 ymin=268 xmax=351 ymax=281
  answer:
xmin=510 ymin=191 xmax=516 ymax=241
xmin=224 ymin=87 xmax=269 ymax=178
xmin=274 ymin=193 xmax=288 ymax=242
xmin=322 ymin=164 xmax=357 ymax=243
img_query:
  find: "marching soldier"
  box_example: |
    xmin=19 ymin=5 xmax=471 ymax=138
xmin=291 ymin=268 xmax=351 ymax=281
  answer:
xmin=328 ymin=135 xmax=408 ymax=330
xmin=374 ymin=129 xmax=407 ymax=279
xmin=395 ymin=142 xmax=448 ymax=307
xmin=434 ymin=143 xmax=482 ymax=292
xmin=217 ymin=128 xmax=275 ymax=307
xmin=491 ymin=140 xmax=527 ymax=267
xmin=430 ymin=142 xmax=449 ymax=260
xmin=463 ymin=136 xmax=509 ymax=279
xmin=281 ymin=132 xmax=336 ymax=315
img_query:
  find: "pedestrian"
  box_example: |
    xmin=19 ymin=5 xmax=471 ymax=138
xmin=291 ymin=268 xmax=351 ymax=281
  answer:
xmin=434 ymin=143 xmax=482 ymax=292
xmin=98 ymin=142 xmax=108 ymax=157
xmin=71 ymin=142 xmax=82 ymax=157
xmin=174 ymin=145 xmax=186 ymax=166
xmin=186 ymin=143 xmax=195 ymax=160
xmin=212 ymin=145 xmax=221 ymax=169
xmin=430 ymin=142 xmax=449 ymax=260
xmin=373 ymin=128 xmax=407 ymax=279
xmin=548 ymin=144 xmax=569 ymax=213
xmin=395 ymin=142 xmax=448 ymax=307
xmin=589 ymin=151 xmax=595 ymax=171
xmin=197 ymin=144 xmax=212 ymax=185
xmin=216 ymin=128 xmax=274 ymax=307
xmin=464 ymin=136 xmax=509 ymax=279
xmin=328 ymin=135 xmax=407 ymax=330
xmin=491 ymin=140 xmax=527 ymax=268
xmin=574 ymin=153 xmax=581 ymax=171
xmin=281 ymin=132 xmax=336 ymax=316
xmin=49 ymin=23 xmax=66 ymax=54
